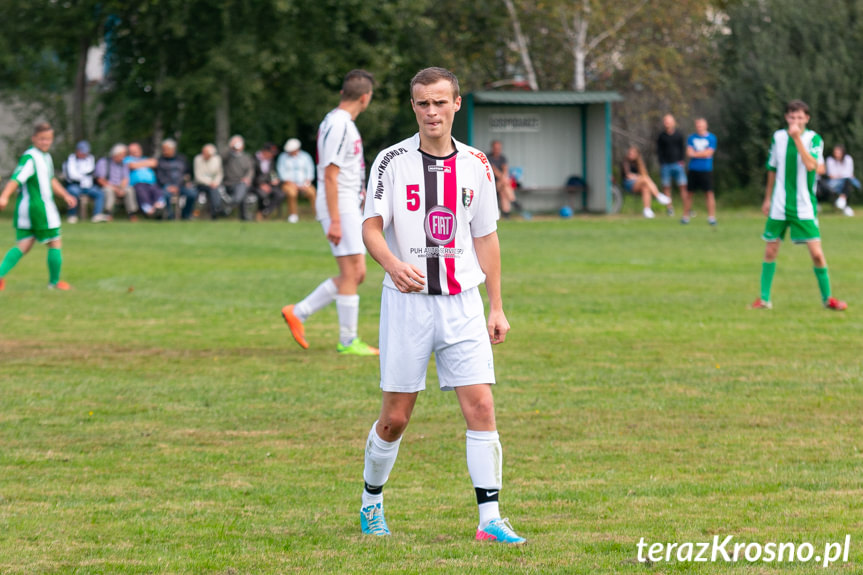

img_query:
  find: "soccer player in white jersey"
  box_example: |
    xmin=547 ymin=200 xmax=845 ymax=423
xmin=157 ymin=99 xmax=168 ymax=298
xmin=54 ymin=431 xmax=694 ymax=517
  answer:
xmin=752 ymin=100 xmax=847 ymax=311
xmin=0 ymin=122 xmax=77 ymax=291
xmin=357 ymin=67 xmax=525 ymax=544
xmin=281 ymin=70 xmax=380 ymax=355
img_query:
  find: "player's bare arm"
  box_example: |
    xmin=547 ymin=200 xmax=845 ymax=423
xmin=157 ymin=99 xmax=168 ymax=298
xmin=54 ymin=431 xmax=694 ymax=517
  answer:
xmin=763 ymin=171 xmax=775 ymax=216
xmin=0 ymin=179 xmax=19 ymax=210
xmin=474 ymin=231 xmax=509 ymax=345
xmin=324 ymin=163 xmax=342 ymax=245
xmin=51 ymin=177 xmax=77 ymax=208
xmin=362 ymin=216 xmax=425 ymax=293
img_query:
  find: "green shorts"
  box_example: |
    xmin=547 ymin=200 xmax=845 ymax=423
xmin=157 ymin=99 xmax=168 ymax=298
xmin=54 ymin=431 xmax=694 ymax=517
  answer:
xmin=16 ymin=227 xmax=61 ymax=244
xmin=762 ymin=218 xmax=820 ymax=244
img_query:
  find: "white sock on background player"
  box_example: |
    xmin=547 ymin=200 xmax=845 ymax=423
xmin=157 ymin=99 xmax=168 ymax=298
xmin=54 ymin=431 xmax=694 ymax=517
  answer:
xmin=295 ymin=278 xmax=338 ymax=321
xmin=336 ymin=294 xmax=360 ymax=346
xmin=466 ymin=429 xmax=503 ymax=529
xmin=362 ymin=422 xmax=401 ymax=507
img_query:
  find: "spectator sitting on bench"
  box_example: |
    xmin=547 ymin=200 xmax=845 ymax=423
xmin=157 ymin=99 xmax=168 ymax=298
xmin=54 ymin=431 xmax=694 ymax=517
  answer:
xmin=95 ymin=144 xmax=138 ymax=221
xmin=194 ymin=144 xmax=224 ymax=220
xmin=487 ymin=140 xmax=522 ymax=218
xmin=277 ymin=138 xmax=316 ymax=224
xmin=824 ymin=144 xmax=857 ymax=216
xmin=621 ymin=146 xmax=671 ymax=219
xmin=254 ymin=142 xmax=285 ymax=221
xmin=157 ymin=138 xmax=197 ymax=220
xmin=125 ymin=142 xmax=164 ymax=218
xmin=222 ymin=135 xmax=255 ymax=221
xmin=65 ymin=141 xmax=108 ymax=223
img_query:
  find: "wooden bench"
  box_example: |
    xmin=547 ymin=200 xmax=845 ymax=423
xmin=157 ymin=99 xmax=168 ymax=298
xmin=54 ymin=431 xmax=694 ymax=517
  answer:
xmin=516 ymin=181 xmax=588 ymax=214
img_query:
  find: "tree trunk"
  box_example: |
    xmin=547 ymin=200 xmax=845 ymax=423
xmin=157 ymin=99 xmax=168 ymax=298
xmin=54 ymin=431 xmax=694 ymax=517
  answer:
xmin=151 ymin=56 xmax=167 ymax=153
xmin=503 ymin=0 xmax=539 ymax=91
xmin=216 ymin=82 xmax=230 ymax=152
xmin=72 ymin=35 xmax=90 ymax=142
xmin=574 ymin=48 xmax=586 ymax=92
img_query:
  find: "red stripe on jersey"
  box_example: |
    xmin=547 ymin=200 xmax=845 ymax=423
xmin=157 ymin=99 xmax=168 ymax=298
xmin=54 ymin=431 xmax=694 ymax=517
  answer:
xmin=443 ymin=155 xmax=462 ymax=295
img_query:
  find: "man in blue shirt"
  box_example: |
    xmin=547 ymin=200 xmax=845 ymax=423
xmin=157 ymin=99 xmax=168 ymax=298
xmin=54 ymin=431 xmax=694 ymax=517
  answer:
xmin=686 ymin=118 xmax=718 ymax=225
xmin=125 ymin=142 xmax=164 ymax=218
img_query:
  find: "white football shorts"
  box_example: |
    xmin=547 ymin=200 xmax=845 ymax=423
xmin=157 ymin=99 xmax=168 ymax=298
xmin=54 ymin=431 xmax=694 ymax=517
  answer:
xmin=320 ymin=210 xmax=366 ymax=257
xmin=379 ymin=286 xmax=496 ymax=392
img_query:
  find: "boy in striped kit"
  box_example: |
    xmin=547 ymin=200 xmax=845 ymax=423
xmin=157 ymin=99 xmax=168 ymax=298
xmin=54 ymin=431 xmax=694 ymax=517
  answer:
xmin=752 ymin=100 xmax=847 ymax=310
xmin=0 ymin=122 xmax=77 ymax=291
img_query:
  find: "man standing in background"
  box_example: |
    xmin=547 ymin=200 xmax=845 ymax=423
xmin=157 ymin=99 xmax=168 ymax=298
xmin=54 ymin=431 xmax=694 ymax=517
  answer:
xmin=657 ymin=114 xmax=688 ymax=221
xmin=686 ymin=118 xmax=718 ymax=226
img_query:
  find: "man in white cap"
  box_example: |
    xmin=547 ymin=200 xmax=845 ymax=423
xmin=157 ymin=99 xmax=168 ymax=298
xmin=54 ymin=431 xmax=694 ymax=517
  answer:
xmin=276 ymin=138 xmax=316 ymax=223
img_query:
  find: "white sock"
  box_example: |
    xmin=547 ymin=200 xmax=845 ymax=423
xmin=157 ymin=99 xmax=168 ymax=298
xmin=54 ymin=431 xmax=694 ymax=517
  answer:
xmin=295 ymin=278 xmax=337 ymax=321
xmin=478 ymin=501 xmax=500 ymax=530
xmin=466 ymin=429 xmax=502 ymax=529
xmin=336 ymin=294 xmax=359 ymax=346
xmin=362 ymin=422 xmax=401 ymax=507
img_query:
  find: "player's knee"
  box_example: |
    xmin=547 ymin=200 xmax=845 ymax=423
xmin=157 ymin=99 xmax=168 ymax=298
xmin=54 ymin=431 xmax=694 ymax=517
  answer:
xmin=465 ymin=394 xmax=495 ymax=423
xmin=378 ymin=413 xmax=409 ymax=439
xmin=351 ymin=260 xmax=367 ymax=285
xmin=811 ymin=251 xmax=826 ymax=267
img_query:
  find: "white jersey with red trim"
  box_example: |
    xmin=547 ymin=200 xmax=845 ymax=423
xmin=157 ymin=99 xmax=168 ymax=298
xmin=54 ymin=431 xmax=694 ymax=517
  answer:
xmin=363 ymin=133 xmax=498 ymax=296
xmin=316 ymin=107 xmax=365 ymax=220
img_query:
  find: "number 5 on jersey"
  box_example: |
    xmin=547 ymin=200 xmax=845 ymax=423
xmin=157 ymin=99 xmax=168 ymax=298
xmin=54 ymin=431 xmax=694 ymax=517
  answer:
xmin=406 ymin=184 xmax=420 ymax=211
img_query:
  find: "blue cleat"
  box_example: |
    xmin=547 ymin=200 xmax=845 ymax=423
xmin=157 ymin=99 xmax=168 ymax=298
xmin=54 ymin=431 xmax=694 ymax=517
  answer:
xmin=475 ymin=517 xmax=526 ymax=545
xmin=360 ymin=503 xmax=390 ymax=536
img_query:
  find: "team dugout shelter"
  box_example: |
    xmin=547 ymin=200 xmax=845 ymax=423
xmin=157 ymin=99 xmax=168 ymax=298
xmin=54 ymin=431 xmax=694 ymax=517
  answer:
xmin=452 ymin=91 xmax=623 ymax=214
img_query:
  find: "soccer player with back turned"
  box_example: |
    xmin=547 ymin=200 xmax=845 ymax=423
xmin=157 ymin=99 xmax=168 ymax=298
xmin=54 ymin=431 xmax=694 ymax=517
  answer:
xmin=752 ymin=100 xmax=847 ymax=311
xmin=0 ymin=122 xmax=77 ymax=291
xmin=281 ymin=70 xmax=380 ymax=355
xmin=358 ymin=67 xmax=525 ymax=544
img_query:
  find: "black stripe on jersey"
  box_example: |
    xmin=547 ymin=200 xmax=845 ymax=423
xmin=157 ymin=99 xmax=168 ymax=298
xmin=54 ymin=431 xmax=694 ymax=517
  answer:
xmin=422 ymin=154 xmax=442 ymax=295
xmin=335 ymin=124 xmax=348 ymax=156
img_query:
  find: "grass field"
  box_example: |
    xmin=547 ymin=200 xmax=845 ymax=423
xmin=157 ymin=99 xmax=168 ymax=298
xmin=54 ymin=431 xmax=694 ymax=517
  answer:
xmin=1 ymin=207 xmax=862 ymax=574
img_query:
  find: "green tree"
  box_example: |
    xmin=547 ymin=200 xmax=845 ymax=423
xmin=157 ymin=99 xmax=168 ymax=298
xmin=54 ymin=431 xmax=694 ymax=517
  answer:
xmin=714 ymin=0 xmax=863 ymax=198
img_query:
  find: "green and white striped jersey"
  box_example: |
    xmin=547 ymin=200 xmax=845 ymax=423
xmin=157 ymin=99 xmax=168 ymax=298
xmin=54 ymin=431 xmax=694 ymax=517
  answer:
xmin=765 ymin=129 xmax=823 ymax=221
xmin=10 ymin=147 xmax=61 ymax=230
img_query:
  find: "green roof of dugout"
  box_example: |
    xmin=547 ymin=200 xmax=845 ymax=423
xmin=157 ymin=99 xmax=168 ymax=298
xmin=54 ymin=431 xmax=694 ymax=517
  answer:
xmin=467 ymin=91 xmax=623 ymax=106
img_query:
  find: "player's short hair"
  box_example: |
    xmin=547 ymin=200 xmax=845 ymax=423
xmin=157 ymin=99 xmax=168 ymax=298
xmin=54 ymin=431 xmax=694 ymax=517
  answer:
xmin=786 ymin=99 xmax=810 ymax=115
xmin=33 ymin=122 xmax=53 ymax=135
xmin=341 ymin=70 xmax=375 ymax=101
xmin=410 ymin=67 xmax=460 ymax=99
xmin=203 ymin=143 xmax=217 ymax=155
xmin=110 ymin=143 xmax=127 ymax=157
xmin=161 ymin=138 xmax=177 ymax=149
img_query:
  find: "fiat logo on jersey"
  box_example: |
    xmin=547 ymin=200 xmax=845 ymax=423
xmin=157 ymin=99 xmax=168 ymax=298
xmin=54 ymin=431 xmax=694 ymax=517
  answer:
xmin=425 ymin=206 xmax=457 ymax=246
